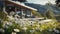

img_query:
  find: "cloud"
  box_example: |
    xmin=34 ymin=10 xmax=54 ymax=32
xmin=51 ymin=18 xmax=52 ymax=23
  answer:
xmin=27 ymin=0 xmax=56 ymax=5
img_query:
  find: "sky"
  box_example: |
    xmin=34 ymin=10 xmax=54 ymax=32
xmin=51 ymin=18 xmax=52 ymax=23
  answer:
xmin=27 ymin=0 xmax=56 ymax=5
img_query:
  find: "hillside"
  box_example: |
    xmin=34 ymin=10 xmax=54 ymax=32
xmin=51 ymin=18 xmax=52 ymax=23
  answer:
xmin=24 ymin=3 xmax=60 ymax=15
xmin=24 ymin=3 xmax=60 ymax=21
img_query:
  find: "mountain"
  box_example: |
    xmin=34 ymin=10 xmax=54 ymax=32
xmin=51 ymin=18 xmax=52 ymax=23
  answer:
xmin=24 ymin=3 xmax=60 ymax=21
xmin=24 ymin=3 xmax=47 ymax=15
xmin=12 ymin=0 xmax=27 ymax=2
xmin=24 ymin=3 xmax=60 ymax=16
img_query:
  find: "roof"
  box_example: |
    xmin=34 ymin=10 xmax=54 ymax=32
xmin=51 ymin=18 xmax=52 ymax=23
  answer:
xmin=5 ymin=0 xmax=37 ymax=11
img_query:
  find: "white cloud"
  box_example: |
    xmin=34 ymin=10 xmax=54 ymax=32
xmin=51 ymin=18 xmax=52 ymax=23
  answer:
xmin=27 ymin=0 xmax=56 ymax=5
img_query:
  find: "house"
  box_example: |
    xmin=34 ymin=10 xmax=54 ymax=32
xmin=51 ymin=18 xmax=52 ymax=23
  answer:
xmin=0 ymin=0 xmax=37 ymax=18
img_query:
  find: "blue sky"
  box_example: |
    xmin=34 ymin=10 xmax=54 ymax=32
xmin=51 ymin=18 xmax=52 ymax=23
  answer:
xmin=27 ymin=0 xmax=56 ymax=5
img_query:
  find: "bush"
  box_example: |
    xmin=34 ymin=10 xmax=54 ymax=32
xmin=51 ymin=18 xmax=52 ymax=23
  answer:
xmin=0 ymin=11 xmax=8 ymax=21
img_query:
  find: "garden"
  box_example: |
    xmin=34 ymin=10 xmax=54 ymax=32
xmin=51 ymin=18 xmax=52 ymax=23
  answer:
xmin=0 ymin=11 xmax=60 ymax=34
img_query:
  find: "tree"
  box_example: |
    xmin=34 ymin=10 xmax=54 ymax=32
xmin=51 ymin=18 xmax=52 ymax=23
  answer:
xmin=56 ymin=0 xmax=60 ymax=7
xmin=32 ymin=10 xmax=43 ymax=18
xmin=46 ymin=9 xmax=55 ymax=19
xmin=45 ymin=3 xmax=55 ymax=19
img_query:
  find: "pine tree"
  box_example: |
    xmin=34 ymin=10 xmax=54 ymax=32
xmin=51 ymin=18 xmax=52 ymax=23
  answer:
xmin=32 ymin=10 xmax=42 ymax=18
xmin=46 ymin=9 xmax=55 ymax=19
xmin=45 ymin=3 xmax=55 ymax=19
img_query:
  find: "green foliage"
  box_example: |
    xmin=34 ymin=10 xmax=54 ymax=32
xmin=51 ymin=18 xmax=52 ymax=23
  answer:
xmin=3 ymin=22 xmax=21 ymax=34
xmin=32 ymin=10 xmax=43 ymax=17
xmin=44 ymin=3 xmax=56 ymax=19
xmin=0 ymin=9 xmax=60 ymax=34
xmin=56 ymin=0 xmax=60 ymax=7
xmin=0 ymin=20 xmax=3 ymax=28
xmin=46 ymin=10 xmax=55 ymax=19
xmin=0 ymin=11 xmax=8 ymax=21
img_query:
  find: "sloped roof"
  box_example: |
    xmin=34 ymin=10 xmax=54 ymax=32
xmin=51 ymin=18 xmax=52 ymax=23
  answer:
xmin=5 ymin=0 xmax=37 ymax=11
